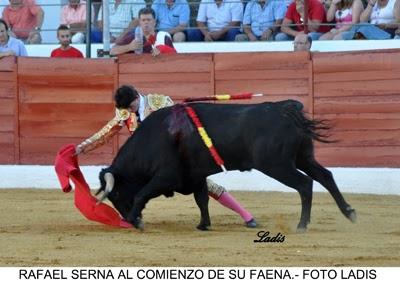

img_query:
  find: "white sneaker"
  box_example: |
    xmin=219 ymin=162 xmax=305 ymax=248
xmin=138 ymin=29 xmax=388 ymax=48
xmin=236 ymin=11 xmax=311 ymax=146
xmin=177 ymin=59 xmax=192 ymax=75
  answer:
xmin=71 ymin=32 xmax=85 ymax=43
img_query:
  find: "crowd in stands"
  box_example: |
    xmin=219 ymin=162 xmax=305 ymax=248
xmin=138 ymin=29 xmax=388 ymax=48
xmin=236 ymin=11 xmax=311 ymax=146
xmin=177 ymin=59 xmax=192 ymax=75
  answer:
xmin=1 ymin=0 xmax=400 ymax=58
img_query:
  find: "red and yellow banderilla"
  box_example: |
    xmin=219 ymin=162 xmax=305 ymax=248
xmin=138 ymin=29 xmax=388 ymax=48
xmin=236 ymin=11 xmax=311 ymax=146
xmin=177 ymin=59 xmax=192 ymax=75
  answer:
xmin=184 ymin=105 xmax=227 ymax=172
xmin=183 ymin=92 xmax=264 ymax=172
xmin=183 ymin=92 xmax=264 ymax=103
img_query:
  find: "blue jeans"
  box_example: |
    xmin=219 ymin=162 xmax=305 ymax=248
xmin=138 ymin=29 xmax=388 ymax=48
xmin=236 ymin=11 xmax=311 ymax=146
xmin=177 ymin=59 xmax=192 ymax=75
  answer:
xmin=187 ymin=28 xmax=241 ymax=42
xmin=341 ymin=24 xmax=392 ymax=40
xmin=91 ymin=27 xmax=103 ymax=43
xmin=275 ymin=32 xmax=322 ymax=41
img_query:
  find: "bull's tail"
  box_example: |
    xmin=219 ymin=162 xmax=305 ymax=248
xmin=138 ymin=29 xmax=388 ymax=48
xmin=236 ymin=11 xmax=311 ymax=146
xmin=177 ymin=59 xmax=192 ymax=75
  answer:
xmin=281 ymin=100 xmax=335 ymax=144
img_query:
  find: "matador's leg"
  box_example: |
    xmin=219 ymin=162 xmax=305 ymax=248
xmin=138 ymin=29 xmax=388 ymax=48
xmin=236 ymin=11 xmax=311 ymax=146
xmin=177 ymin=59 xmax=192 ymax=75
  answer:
xmin=206 ymin=179 xmax=257 ymax=228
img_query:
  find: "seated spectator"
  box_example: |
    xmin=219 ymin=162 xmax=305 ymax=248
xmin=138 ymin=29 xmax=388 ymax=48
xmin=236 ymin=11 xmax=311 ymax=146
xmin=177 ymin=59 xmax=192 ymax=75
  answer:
xmin=235 ymin=0 xmax=287 ymax=41
xmin=110 ymin=7 xmax=176 ymax=56
xmin=51 ymin=25 xmax=84 ymax=58
xmin=187 ymin=0 xmax=243 ymax=42
xmin=360 ymin=0 xmax=399 ymax=37
xmin=151 ymin=0 xmax=190 ymax=42
xmin=319 ymin=0 xmax=364 ymax=40
xmin=97 ymin=0 xmax=146 ymax=44
xmin=338 ymin=0 xmax=399 ymax=39
xmin=60 ymin=0 xmax=87 ymax=43
xmin=293 ymin=33 xmax=312 ymax=50
xmin=0 ymin=18 xmax=27 ymax=58
xmin=2 ymin=0 xmax=44 ymax=44
xmin=275 ymin=0 xmax=330 ymax=41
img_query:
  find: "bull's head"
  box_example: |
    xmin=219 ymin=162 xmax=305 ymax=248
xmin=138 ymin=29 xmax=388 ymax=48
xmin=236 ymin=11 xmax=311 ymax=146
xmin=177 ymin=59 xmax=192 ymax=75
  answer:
xmin=97 ymin=168 xmax=137 ymax=219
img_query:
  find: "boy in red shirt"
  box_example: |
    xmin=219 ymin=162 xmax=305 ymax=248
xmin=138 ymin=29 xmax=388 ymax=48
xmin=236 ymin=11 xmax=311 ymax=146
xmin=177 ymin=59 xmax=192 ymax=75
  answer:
xmin=51 ymin=25 xmax=84 ymax=58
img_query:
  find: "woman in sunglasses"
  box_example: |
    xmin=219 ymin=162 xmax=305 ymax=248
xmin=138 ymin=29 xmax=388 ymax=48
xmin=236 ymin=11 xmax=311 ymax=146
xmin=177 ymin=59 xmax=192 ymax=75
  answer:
xmin=319 ymin=0 xmax=364 ymax=40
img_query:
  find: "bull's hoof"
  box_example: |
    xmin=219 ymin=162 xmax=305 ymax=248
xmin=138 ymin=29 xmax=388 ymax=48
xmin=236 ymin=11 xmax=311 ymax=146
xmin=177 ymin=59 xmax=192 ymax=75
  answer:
xmin=246 ymin=218 xmax=258 ymax=228
xmin=296 ymin=227 xmax=307 ymax=233
xmin=196 ymin=224 xmax=210 ymax=231
xmin=296 ymin=222 xmax=308 ymax=233
xmin=132 ymin=217 xmax=144 ymax=231
xmin=347 ymin=208 xmax=357 ymax=223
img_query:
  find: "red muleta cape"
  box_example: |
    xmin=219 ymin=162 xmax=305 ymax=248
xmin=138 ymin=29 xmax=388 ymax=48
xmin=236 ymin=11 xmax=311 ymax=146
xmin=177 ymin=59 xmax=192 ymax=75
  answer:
xmin=54 ymin=144 xmax=132 ymax=228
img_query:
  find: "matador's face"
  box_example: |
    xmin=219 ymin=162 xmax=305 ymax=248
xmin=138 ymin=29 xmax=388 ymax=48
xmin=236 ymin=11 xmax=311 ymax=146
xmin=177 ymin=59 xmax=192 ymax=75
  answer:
xmin=129 ymin=98 xmax=140 ymax=113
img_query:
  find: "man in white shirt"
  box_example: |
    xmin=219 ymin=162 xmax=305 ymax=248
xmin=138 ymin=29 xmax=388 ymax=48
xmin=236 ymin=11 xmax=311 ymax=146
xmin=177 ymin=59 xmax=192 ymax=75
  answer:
xmin=187 ymin=0 xmax=243 ymax=41
xmin=96 ymin=0 xmax=146 ymax=43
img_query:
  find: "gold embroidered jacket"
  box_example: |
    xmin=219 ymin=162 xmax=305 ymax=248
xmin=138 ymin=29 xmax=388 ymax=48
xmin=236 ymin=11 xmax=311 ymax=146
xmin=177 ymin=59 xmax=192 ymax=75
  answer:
xmin=78 ymin=94 xmax=174 ymax=154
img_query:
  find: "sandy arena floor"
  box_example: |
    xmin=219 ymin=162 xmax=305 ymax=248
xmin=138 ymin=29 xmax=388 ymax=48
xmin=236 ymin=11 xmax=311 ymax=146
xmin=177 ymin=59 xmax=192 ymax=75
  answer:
xmin=0 ymin=189 xmax=399 ymax=266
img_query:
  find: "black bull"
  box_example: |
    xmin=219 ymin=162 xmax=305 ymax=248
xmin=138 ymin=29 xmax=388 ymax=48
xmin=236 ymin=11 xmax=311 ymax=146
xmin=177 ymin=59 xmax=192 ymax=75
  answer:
xmin=97 ymin=100 xmax=356 ymax=232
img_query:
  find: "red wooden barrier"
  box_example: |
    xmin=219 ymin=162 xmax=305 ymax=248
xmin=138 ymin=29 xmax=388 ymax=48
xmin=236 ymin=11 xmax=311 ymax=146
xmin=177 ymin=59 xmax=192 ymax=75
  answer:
xmin=17 ymin=57 xmax=118 ymax=165
xmin=0 ymin=56 xmax=17 ymax=163
xmin=312 ymin=50 xmax=400 ymax=167
xmin=0 ymin=50 xmax=399 ymax=167
xmin=214 ymin=52 xmax=312 ymax=111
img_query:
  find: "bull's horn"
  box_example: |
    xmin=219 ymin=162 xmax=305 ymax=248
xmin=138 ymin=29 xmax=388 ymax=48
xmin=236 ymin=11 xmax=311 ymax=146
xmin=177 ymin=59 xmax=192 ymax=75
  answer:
xmin=104 ymin=172 xmax=114 ymax=193
xmin=94 ymin=187 xmax=103 ymax=196
xmin=97 ymin=172 xmax=114 ymax=203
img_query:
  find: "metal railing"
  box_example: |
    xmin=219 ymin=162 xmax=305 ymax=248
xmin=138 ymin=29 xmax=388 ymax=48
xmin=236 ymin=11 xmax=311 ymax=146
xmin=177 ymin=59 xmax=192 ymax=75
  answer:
xmin=0 ymin=0 xmax=399 ymax=48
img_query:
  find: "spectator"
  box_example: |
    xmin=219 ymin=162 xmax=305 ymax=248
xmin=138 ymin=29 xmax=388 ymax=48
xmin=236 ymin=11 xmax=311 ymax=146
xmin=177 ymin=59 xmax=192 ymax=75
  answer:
xmin=51 ymin=24 xmax=84 ymax=58
xmin=275 ymin=0 xmax=330 ymax=41
xmin=2 ymin=0 xmax=44 ymax=44
xmin=338 ymin=0 xmax=399 ymax=39
xmin=235 ymin=0 xmax=287 ymax=41
xmin=187 ymin=0 xmax=244 ymax=42
xmin=293 ymin=33 xmax=312 ymax=50
xmin=60 ymin=0 xmax=86 ymax=43
xmin=319 ymin=0 xmax=364 ymax=40
xmin=151 ymin=0 xmax=190 ymax=42
xmin=0 ymin=18 xmax=27 ymax=58
xmin=97 ymin=0 xmax=146 ymax=44
xmin=110 ymin=7 xmax=176 ymax=56
xmin=359 ymin=0 xmax=399 ymax=37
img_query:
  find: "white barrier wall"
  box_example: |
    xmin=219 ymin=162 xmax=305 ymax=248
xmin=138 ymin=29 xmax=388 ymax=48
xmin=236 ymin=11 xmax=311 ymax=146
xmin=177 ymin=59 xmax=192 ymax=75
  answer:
xmin=24 ymin=40 xmax=400 ymax=58
xmin=1 ymin=166 xmax=399 ymax=195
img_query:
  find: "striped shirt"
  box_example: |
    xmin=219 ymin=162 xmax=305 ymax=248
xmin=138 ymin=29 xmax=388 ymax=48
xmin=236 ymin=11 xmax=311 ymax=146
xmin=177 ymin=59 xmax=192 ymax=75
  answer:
xmin=243 ymin=0 xmax=286 ymax=37
xmin=99 ymin=0 xmax=146 ymax=37
xmin=152 ymin=0 xmax=190 ymax=31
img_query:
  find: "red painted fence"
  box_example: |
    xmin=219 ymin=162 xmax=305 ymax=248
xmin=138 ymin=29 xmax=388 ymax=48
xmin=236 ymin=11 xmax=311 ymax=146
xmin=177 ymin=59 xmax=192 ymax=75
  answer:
xmin=0 ymin=50 xmax=399 ymax=167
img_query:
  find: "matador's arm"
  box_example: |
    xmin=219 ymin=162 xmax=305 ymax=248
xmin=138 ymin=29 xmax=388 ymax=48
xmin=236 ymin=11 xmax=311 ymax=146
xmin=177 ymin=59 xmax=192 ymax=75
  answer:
xmin=76 ymin=109 xmax=131 ymax=154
